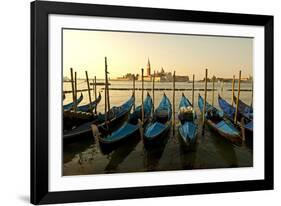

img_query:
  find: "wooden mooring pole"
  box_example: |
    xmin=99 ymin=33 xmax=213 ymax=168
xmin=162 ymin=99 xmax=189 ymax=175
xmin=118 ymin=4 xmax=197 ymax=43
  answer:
xmin=104 ymin=60 xmax=108 ymax=126
xmin=105 ymin=57 xmax=110 ymax=112
xmin=85 ymin=71 xmax=93 ymax=113
xmin=203 ymin=69 xmax=208 ymax=123
xmin=93 ymin=76 xmax=97 ymax=114
xmin=173 ymin=71 xmax=176 ymax=132
xmin=70 ymin=68 xmax=76 ymax=111
xmin=212 ymin=76 xmax=215 ymax=106
xmin=231 ymin=75 xmax=235 ymax=107
xmin=133 ymin=74 xmax=136 ymax=112
xmin=74 ymin=71 xmax=78 ymax=112
xmin=251 ymin=78 xmax=253 ymax=108
xmin=152 ymin=71 xmax=155 ymax=115
xmin=192 ymin=74 xmax=195 ymax=106
xmin=234 ymin=70 xmax=241 ymax=125
xmin=141 ymin=68 xmax=144 ymax=125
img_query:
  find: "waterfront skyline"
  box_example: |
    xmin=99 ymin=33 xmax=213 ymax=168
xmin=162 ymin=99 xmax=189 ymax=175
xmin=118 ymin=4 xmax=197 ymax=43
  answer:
xmin=63 ymin=29 xmax=253 ymax=80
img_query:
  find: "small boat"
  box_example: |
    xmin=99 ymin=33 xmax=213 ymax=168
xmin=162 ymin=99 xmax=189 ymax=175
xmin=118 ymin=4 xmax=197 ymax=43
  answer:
xmin=99 ymin=93 xmax=153 ymax=145
xmin=218 ymin=95 xmax=253 ymax=133
xmin=63 ymin=93 xmax=83 ymax=111
xmin=63 ymin=110 xmax=95 ymax=130
xmin=63 ymin=95 xmax=134 ymax=143
xmin=233 ymin=95 xmax=253 ymax=120
xmin=63 ymin=93 xmax=101 ymax=130
xmin=97 ymin=95 xmax=135 ymax=135
xmin=77 ymin=92 xmax=101 ymax=113
xmin=178 ymin=93 xmax=197 ymax=147
xmin=198 ymin=94 xmax=241 ymax=143
xmin=144 ymin=93 xmax=172 ymax=143
xmin=218 ymin=95 xmax=241 ymax=122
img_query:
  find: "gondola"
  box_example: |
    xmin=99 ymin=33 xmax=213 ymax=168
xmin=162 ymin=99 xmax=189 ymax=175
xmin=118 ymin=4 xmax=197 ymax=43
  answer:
xmin=233 ymin=95 xmax=253 ymax=120
xmin=178 ymin=93 xmax=197 ymax=147
xmin=143 ymin=93 xmax=172 ymax=143
xmin=63 ymin=93 xmax=83 ymax=111
xmin=63 ymin=95 xmax=134 ymax=143
xmin=198 ymin=94 xmax=241 ymax=143
xmin=218 ymin=95 xmax=253 ymax=133
xmin=63 ymin=93 xmax=102 ymax=130
xmin=98 ymin=93 xmax=153 ymax=146
xmin=77 ymin=92 xmax=102 ymax=113
xmin=218 ymin=94 xmax=241 ymax=122
xmin=63 ymin=110 xmax=95 ymax=130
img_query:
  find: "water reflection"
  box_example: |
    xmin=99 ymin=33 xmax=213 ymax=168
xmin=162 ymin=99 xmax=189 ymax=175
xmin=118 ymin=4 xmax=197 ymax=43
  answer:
xmin=63 ymin=138 xmax=95 ymax=163
xmin=143 ymin=132 xmax=169 ymax=171
xmin=210 ymin=131 xmax=238 ymax=168
xmin=103 ymin=136 xmax=141 ymax=172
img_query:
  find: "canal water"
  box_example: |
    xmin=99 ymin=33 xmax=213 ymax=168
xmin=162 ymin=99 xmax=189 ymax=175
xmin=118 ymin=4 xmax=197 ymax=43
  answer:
xmin=63 ymin=80 xmax=253 ymax=176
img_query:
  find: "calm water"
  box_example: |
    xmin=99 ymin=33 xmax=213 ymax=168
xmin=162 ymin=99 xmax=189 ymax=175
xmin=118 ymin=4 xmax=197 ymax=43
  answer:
xmin=63 ymin=80 xmax=253 ymax=176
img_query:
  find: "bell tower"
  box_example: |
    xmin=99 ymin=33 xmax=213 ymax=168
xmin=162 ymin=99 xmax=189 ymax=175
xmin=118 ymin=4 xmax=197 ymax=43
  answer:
xmin=147 ymin=58 xmax=151 ymax=76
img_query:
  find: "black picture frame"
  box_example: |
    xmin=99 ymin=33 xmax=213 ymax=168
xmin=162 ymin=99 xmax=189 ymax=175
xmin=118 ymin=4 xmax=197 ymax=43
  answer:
xmin=31 ymin=0 xmax=274 ymax=204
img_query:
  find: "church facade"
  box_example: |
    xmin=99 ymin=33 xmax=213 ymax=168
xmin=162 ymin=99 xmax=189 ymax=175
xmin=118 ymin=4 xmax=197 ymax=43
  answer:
xmin=143 ymin=58 xmax=189 ymax=82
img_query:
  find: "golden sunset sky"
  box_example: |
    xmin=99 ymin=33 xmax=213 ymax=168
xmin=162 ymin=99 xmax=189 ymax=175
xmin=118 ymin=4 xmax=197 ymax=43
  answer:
xmin=63 ymin=29 xmax=253 ymax=80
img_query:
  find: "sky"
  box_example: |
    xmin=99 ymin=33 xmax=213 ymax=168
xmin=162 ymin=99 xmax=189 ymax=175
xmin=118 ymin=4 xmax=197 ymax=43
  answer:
xmin=63 ymin=29 xmax=253 ymax=80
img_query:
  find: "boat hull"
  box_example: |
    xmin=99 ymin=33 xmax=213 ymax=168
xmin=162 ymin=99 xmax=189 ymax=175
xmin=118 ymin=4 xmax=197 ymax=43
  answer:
xmin=63 ymin=111 xmax=95 ymax=130
xmin=206 ymin=120 xmax=241 ymax=143
xmin=97 ymin=110 xmax=131 ymax=135
xmin=63 ymin=96 xmax=134 ymax=144
xmin=143 ymin=94 xmax=172 ymax=145
xmin=63 ymin=109 xmax=131 ymax=144
xmin=143 ymin=122 xmax=171 ymax=144
xmin=178 ymin=122 xmax=197 ymax=148
xmin=63 ymin=93 xmax=83 ymax=111
xmin=98 ymin=124 xmax=140 ymax=146
xmin=198 ymin=94 xmax=241 ymax=143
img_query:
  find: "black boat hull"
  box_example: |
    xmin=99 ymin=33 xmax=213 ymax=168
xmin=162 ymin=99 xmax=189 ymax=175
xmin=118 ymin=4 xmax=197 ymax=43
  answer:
xmin=63 ymin=107 xmax=131 ymax=144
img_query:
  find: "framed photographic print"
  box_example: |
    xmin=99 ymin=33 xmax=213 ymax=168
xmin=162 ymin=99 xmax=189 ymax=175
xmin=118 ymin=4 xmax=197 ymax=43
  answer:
xmin=31 ymin=0 xmax=274 ymax=204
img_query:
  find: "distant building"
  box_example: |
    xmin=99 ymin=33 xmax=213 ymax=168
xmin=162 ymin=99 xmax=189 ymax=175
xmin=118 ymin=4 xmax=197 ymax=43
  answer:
xmin=115 ymin=58 xmax=189 ymax=82
xmin=143 ymin=58 xmax=189 ymax=82
xmin=147 ymin=58 xmax=151 ymax=76
xmin=116 ymin=73 xmax=135 ymax=80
